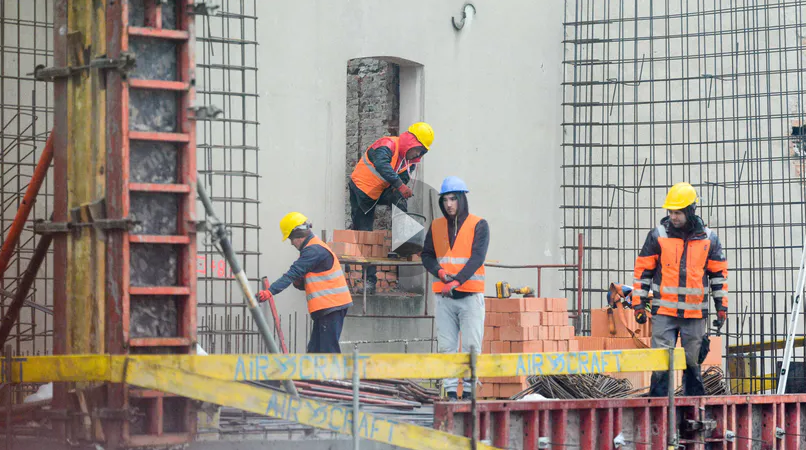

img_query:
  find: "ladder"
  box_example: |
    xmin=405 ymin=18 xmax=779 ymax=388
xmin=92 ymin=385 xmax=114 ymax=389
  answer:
xmin=777 ymin=233 xmax=806 ymax=394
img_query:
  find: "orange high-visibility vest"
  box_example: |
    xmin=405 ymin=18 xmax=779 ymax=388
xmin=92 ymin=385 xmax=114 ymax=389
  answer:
xmin=350 ymin=137 xmax=400 ymax=200
xmin=303 ymin=237 xmax=352 ymax=314
xmin=431 ymin=214 xmax=486 ymax=294
xmin=632 ymin=226 xmax=726 ymax=319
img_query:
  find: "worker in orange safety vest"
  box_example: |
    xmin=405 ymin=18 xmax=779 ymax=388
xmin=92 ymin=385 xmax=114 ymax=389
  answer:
xmin=631 ymin=182 xmax=728 ymax=397
xmin=421 ymin=176 xmax=489 ymax=400
xmin=257 ymin=212 xmax=353 ymax=353
xmin=348 ymin=122 xmax=434 ymax=293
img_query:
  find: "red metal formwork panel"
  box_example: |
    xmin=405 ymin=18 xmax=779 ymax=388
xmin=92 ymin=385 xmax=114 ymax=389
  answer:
xmin=105 ymin=0 xmax=198 ymax=446
xmin=434 ymin=395 xmax=806 ymax=450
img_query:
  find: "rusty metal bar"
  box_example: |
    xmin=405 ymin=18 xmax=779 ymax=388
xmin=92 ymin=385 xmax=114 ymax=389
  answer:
xmin=0 ymin=131 xmax=53 ymax=276
xmin=0 ymin=228 xmax=53 ymax=345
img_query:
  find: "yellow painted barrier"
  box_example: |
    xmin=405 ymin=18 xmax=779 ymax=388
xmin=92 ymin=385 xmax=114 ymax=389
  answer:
xmin=3 ymin=348 xmax=686 ymax=383
xmin=125 ymin=358 xmax=500 ymax=450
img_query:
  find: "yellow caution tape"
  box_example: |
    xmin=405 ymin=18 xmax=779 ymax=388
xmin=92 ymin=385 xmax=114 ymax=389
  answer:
xmin=125 ymin=358 xmax=500 ymax=450
xmin=3 ymin=348 xmax=685 ymax=383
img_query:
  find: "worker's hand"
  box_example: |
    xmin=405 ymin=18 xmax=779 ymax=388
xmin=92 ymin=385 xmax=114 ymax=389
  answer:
xmin=440 ymin=280 xmax=460 ymax=298
xmin=397 ymin=184 xmax=413 ymax=199
xmin=257 ymin=290 xmax=274 ymax=303
xmin=634 ymin=308 xmax=648 ymax=324
xmin=437 ymin=269 xmax=454 ymax=283
xmin=713 ymin=310 xmax=727 ymax=329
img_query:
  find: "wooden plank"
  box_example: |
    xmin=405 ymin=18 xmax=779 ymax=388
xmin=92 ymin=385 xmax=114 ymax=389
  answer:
xmin=125 ymin=359 xmax=501 ymax=450
xmin=5 ymin=348 xmax=686 ymax=383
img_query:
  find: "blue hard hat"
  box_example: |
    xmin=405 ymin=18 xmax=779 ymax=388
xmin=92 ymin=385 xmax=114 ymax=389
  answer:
xmin=439 ymin=176 xmax=469 ymax=195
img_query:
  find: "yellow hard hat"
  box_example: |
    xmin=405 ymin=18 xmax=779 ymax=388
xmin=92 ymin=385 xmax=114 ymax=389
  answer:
xmin=407 ymin=122 xmax=434 ymax=150
xmin=662 ymin=182 xmax=699 ymax=210
xmin=279 ymin=211 xmax=308 ymax=241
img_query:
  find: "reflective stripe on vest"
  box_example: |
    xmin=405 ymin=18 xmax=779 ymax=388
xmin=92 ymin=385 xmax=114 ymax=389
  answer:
xmin=303 ymin=236 xmax=352 ymax=314
xmin=431 ymin=214 xmax=486 ymax=294
xmin=350 ymin=137 xmax=400 ymax=200
xmin=654 ymin=224 xmax=713 ymax=319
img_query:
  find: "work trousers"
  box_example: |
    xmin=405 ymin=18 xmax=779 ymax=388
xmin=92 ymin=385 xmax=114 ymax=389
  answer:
xmin=349 ymin=183 xmax=407 ymax=285
xmin=307 ymin=308 xmax=348 ymax=354
xmin=435 ymin=292 xmax=485 ymax=393
xmin=648 ymin=313 xmax=706 ymax=397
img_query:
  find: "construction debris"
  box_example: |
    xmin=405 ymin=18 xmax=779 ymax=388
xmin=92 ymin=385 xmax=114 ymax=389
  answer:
xmin=675 ymin=366 xmax=729 ymax=396
xmin=509 ymin=374 xmax=638 ymax=400
xmin=251 ymin=378 xmax=439 ymax=410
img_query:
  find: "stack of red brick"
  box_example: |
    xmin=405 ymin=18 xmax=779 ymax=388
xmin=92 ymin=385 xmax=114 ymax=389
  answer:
xmin=328 ymin=230 xmax=399 ymax=293
xmin=478 ymin=297 xmax=578 ymax=398
xmin=574 ymin=308 xmax=722 ymax=390
xmin=329 ymin=230 xmax=391 ymax=258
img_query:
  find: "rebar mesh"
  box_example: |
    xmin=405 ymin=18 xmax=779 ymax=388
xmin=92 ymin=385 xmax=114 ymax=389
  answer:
xmin=0 ymin=0 xmax=53 ymax=356
xmin=562 ymin=0 xmax=806 ymax=393
xmin=195 ymin=0 xmax=265 ymax=354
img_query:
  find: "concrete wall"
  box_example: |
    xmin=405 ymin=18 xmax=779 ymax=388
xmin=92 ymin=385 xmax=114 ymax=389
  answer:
xmin=255 ymin=1 xmax=567 ymax=349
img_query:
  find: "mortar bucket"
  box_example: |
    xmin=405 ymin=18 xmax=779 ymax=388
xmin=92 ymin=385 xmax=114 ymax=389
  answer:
xmin=391 ymin=206 xmax=427 ymax=257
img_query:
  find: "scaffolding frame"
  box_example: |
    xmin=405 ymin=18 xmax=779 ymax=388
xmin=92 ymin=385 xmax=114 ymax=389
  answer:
xmin=562 ymin=0 xmax=806 ymax=393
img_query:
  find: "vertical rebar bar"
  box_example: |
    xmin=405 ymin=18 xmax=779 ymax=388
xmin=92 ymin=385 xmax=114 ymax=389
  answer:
xmin=352 ymin=344 xmax=360 ymax=450
xmin=667 ymin=346 xmax=676 ymax=449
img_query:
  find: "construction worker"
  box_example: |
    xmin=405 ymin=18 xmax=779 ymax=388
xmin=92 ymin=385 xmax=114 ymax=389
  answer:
xmin=349 ymin=122 xmax=434 ymax=293
xmin=421 ymin=176 xmax=489 ymax=400
xmin=632 ymin=182 xmax=728 ymax=397
xmin=257 ymin=212 xmax=353 ymax=353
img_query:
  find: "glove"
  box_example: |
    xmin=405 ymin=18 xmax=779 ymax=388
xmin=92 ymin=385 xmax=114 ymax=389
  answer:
xmin=437 ymin=269 xmax=454 ymax=283
xmin=397 ymin=184 xmax=413 ymax=199
xmin=440 ymin=280 xmax=460 ymax=298
xmin=257 ymin=290 xmax=274 ymax=303
xmin=713 ymin=310 xmax=727 ymax=329
xmin=634 ymin=308 xmax=647 ymax=324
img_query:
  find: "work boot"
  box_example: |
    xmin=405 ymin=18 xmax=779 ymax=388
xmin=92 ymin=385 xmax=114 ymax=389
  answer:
xmin=446 ymin=391 xmax=458 ymax=401
xmin=461 ymin=391 xmax=472 ymax=401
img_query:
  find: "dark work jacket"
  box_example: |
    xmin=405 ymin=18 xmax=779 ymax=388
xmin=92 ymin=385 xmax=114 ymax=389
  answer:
xmin=270 ymin=234 xmax=353 ymax=319
xmin=349 ymin=146 xmax=414 ymax=213
xmin=421 ymin=192 xmax=490 ymax=298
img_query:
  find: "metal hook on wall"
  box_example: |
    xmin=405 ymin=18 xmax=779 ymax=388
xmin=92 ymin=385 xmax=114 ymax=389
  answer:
xmin=452 ymin=3 xmax=476 ymax=31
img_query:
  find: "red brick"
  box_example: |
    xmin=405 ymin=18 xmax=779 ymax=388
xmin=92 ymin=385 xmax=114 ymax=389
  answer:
xmin=573 ymin=336 xmax=606 ymax=351
xmin=605 ymin=337 xmax=651 ymax=350
xmin=484 ymin=312 xmax=500 ymax=327
xmin=543 ymin=341 xmax=558 ymax=352
xmin=483 ymin=326 xmax=497 ymax=341
xmin=498 ymin=312 xmax=542 ymax=327
xmin=372 ymin=245 xmax=385 ymax=258
xmin=568 ymin=339 xmax=580 ymax=352
xmin=533 ymin=326 xmax=550 ymax=340
xmin=499 ymin=326 xmax=531 ymax=341
xmin=510 ymin=341 xmax=543 ymax=353
xmin=482 ymin=341 xmax=492 ymax=353
xmin=498 ymin=383 xmax=527 ymax=398
xmin=332 ymin=230 xmax=359 ymax=243
xmin=477 ymin=383 xmax=496 ymax=398
xmin=492 ymin=298 xmax=524 ymax=312
xmin=484 ymin=376 xmax=528 ymax=384
xmin=490 ymin=341 xmax=511 ymax=353
xmin=557 ymin=341 xmax=569 ymax=352
xmin=408 ymin=254 xmax=421 ymax=261
xmin=330 ymin=242 xmax=357 ymax=256
xmin=546 ymin=298 xmax=568 ymax=312
xmin=386 ymin=272 xmax=397 ymax=282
